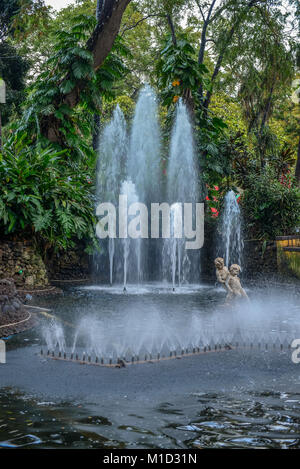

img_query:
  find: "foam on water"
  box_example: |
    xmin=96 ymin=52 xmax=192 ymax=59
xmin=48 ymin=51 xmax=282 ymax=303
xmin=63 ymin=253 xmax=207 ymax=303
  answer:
xmin=42 ymin=285 xmax=300 ymax=360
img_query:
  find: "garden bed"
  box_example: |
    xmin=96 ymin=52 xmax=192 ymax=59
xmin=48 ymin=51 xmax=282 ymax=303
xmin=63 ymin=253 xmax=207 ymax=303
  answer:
xmin=0 ymin=309 xmax=37 ymax=339
xmin=0 ymin=278 xmax=38 ymax=338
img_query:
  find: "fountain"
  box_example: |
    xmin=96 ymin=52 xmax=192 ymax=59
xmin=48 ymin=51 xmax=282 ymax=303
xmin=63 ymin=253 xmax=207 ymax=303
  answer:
xmin=163 ymin=99 xmax=199 ymax=287
xmin=41 ymin=287 xmax=299 ymax=366
xmin=120 ymin=179 xmax=141 ymax=289
xmin=127 ymin=85 xmax=162 ymax=281
xmin=218 ymin=190 xmax=243 ymax=268
xmin=127 ymin=85 xmax=161 ymax=204
xmin=95 ymin=105 xmax=127 ymax=284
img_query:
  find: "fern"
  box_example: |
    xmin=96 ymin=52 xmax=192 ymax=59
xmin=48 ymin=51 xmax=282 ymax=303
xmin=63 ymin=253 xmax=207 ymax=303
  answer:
xmin=32 ymin=210 xmax=53 ymax=232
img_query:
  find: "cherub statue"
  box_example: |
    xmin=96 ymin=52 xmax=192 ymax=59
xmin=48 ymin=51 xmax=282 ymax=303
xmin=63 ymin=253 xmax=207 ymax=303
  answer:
xmin=214 ymin=257 xmax=229 ymax=291
xmin=225 ymin=264 xmax=249 ymax=304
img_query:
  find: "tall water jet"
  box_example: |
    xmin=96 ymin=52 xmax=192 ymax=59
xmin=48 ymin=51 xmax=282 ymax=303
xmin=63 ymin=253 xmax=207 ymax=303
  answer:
xmin=120 ymin=179 xmax=141 ymax=289
xmin=127 ymin=85 xmax=161 ymax=204
xmin=218 ymin=190 xmax=243 ymax=267
xmin=42 ymin=322 xmax=66 ymax=352
xmin=127 ymin=85 xmax=162 ymax=280
xmin=163 ymin=100 xmax=199 ymax=287
xmin=95 ymin=105 xmax=127 ymax=284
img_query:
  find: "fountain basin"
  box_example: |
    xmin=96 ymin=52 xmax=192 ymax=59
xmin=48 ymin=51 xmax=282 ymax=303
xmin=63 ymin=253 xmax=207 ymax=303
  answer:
xmin=1 ymin=281 xmax=300 ymax=449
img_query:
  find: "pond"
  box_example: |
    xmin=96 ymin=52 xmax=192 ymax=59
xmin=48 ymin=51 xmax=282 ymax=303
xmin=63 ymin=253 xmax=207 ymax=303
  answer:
xmin=0 ymin=282 xmax=300 ymax=449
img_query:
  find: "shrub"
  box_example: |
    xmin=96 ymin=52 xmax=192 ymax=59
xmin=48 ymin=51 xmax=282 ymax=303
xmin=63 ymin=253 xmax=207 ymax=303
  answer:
xmin=242 ymin=168 xmax=300 ymax=239
xmin=0 ymin=133 xmax=97 ymax=251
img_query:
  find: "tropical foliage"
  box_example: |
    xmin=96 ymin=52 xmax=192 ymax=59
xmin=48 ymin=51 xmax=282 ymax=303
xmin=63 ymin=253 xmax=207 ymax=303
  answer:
xmin=17 ymin=14 xmax=130 ymax=161
xmin=0 ymin=0 xmax=299 ymax=255
xmin=0 ymin=134 xmax=97 ymax=251
xmin=242 ymin=169 xmax=300 ymax=239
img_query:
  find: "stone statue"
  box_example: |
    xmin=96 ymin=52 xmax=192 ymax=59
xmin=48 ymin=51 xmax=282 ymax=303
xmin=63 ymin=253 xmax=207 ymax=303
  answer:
xmin=214 ymin=257 xmax=229 ymax=291
xmin=225 ymin=264 xmax=249 ymax=304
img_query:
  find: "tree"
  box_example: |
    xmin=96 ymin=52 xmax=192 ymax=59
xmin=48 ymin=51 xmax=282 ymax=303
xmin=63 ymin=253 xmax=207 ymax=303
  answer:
xmin=93 ymin=0 xmax=104 ymax=150
xmin=0 ymin=1 xmax=32 ymax=130
xmin=234 ymin=7 xmax=295 ymax=168
xmin=0 ymin=42 xmax=29 ymax=126
xmin=193 ymin=0 xmax=266 ymax=115
xmin=25 ymin=0 xmax=132 ymax=146
xmin=0 ymin=0 xmax=49 ymax=42
xmin=18 ymin=14 xmax=130 ymax=162
xmin=296 ymin=137 xmax=300 ymax=185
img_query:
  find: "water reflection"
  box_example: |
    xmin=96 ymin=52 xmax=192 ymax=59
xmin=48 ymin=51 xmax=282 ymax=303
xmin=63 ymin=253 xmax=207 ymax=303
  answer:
xmin=0 ymin=389 xmax=299 ymax=449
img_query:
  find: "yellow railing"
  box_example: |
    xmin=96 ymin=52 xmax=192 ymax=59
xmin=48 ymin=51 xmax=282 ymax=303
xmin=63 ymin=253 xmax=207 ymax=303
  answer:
xmin=276 ymin=236 xmax=300 ymax=279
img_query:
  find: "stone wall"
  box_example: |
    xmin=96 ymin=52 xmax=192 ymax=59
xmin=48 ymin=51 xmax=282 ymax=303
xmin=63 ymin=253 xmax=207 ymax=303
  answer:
xmin=46 ymin=245 xmax=91 ymax=280
xmin=0 ymin=240 xmax=92 ymax=287
xmin=0 ymin=235 xmax=296 ymax=287
xmin=0 ymin=241 xmax=49 ymax=288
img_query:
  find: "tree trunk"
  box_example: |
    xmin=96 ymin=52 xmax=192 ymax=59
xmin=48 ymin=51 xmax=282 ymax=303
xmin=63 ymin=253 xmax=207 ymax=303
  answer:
xmin=93 ymin=113 xmax=101 ymax=151
xmin=96 ymin=0 xmax=104 ymax=20
xmin=295 ymin=135 xmax=300 ymax=186
xmin=92 ymin=0 xmax=105 ymax=151
xmin=87 ymin=0 xmax=131 ymax=71
xmin=166 ymin=14 xmax=177 ymax=46
xmin=197 ymin=0 xmax=217 ymax=102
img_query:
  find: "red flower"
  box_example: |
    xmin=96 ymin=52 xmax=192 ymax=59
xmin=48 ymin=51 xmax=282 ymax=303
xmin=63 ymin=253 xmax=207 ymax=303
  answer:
xmin=214 ymin=185 xmax=219 ymax=191
xmin=210 ymin=207 xmax=219 ymax=218
xmin=205 ymin=196 xmax=209 ymax=201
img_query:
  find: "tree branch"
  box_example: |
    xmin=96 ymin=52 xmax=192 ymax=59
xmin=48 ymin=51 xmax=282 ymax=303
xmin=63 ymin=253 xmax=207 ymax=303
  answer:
xmin=194 ymin=0 xmax=206 ymax=22
xmin=202 ymin=0 xmax=262 ymax=112
xmin=197 ymin=0 xmax=218 ymax=101
xmin=96 ymin=0 xmax=104 ymax=22
xmin=166 ymin=14 xmax=177 ymax=45
xmin=87 ymin=0 xmax=132 ymax=71
xmin=198 ymin=0 xmax=218 ymax=66
xmin=120 ymin=13 xmax=160 ymax=36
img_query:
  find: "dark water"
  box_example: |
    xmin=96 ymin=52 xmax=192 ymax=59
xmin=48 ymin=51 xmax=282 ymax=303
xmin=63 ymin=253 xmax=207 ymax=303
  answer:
xmin=0 ymin=388 xmax=300 ymax=449
xmin=0 ymin=282 xmax=300 ymax=449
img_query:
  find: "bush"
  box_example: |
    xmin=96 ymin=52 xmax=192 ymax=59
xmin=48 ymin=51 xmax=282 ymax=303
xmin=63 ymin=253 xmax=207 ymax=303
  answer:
xmin=242 ymin=168 xmax=300 ymax=239
xmin=0 ymin=134 xmax=97 ymax=251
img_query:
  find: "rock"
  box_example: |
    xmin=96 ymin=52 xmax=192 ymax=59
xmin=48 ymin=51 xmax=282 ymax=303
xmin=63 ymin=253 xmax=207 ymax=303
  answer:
xmin=0 ymin=241 xmax=50 ymax=289
xmin=12 ymin=300 xmax=21 ymax=310
xmin=25 ymin=275 xmax=35 ymax=286
xmin=2 ymin=304 xmax=16 ymax=314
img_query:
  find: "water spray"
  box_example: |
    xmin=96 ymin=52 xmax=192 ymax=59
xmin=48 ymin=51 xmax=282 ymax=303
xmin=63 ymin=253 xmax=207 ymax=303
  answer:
xmin=40 ymin=339 xmax=292 ymax=369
